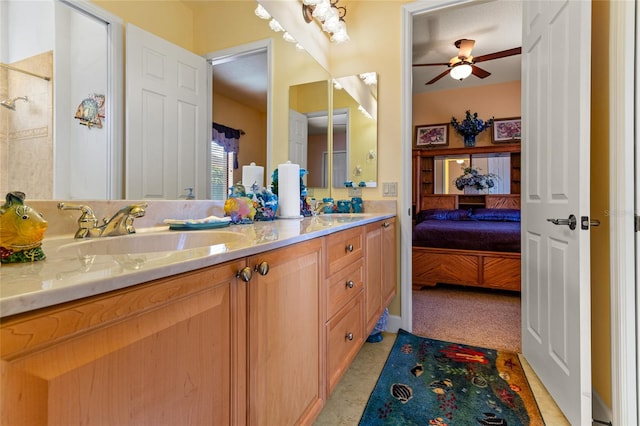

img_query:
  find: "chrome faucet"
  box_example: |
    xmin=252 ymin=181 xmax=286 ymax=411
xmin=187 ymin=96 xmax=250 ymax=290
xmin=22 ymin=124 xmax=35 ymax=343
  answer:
xmin=58 ymin=203 xmax=147 ymax=238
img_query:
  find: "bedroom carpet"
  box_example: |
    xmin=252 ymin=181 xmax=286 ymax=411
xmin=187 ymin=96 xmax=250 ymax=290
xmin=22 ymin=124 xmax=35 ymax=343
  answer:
xmin=412 ymin=284 xmax=522 ymax=352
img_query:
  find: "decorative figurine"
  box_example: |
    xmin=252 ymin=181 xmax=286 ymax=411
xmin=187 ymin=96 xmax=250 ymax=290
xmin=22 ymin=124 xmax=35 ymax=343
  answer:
xmin=0 ymin=191 xmax=48 ymax=263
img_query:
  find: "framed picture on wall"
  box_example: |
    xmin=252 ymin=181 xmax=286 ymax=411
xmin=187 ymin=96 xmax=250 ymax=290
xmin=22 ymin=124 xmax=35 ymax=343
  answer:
xmin=492 ymin=117 xmax=521 ymax=143
xmin=415 ymin=123 xmax=449 ymax=147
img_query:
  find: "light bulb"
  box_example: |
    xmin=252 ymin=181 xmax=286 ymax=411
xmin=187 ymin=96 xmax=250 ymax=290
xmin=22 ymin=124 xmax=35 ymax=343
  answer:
xmin=450 ymin=63 xmax=472 ymax=80
xmin=268 ymin=19 xmax=284 ymax=32
xmin=254 ymin=4 xmax=271 ymax=20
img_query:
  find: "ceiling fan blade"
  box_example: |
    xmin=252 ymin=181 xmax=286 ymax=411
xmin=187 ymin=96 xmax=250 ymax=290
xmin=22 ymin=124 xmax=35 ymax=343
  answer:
xmin=471 ymin=65 xmax=491 ymax=79
xmin=473 ymin=47 xmax=522 ymax=63
xmin=426 ymin=68 xmax=451 ymax=85
xmin=457 ymin=39 xmax=475 ymax=58
xmin=413 ymin=62 xmax=450 ymax=67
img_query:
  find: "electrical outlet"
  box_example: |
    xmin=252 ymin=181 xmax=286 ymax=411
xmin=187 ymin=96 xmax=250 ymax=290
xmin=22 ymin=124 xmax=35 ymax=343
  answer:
xmin=348 ymin=187 xmax=362 ymax=197
xmin=383 ymin=182 xmax=397 ymax=197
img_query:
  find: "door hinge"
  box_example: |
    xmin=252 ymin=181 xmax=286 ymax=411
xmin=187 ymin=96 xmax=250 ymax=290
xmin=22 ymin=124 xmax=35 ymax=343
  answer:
xmin=635 ymin=214 xmax=640 ymax=232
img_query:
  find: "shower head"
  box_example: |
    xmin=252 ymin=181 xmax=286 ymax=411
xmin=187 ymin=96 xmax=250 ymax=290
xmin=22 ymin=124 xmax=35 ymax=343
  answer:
xmin=0 ymin=96 xmax=29 ymax=111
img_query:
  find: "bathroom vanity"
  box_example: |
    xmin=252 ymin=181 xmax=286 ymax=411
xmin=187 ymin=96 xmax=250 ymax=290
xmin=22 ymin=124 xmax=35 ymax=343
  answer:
xmin=0 ymin=213 xmax=396 ymax=425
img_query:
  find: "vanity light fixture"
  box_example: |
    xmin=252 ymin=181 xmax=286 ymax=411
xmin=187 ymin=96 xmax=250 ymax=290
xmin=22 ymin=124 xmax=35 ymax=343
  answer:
xmin=302 ymin=0 xmax=349 ymax=44
xmin=359 ymin=72 xmax=377 ymax=85
xmin=450 ymin=62 xmax=473 ymax=81
xmin=255 ymin=4 xmax=300 ymax=45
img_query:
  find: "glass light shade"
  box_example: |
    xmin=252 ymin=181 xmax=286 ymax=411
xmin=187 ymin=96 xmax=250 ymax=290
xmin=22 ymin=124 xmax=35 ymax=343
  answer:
xmin=359 ymin=72 xmax=377 ymax=85
xmin=254 ymin=5 xmax=271 ymax=20
xmin=268 ymin=19 xmax=284 ymax=32
xmin=330 ymin=25 xmax=349 ymax=43
xmin=282 ymin=32 xmax=296 ymax=43
xmin=312 ymin=0 xmax=332 ymax=21
xmin=450 ymin=63 xmax=472 ymax=80
xmin=322 ymin=14 xmax=340 ymax=33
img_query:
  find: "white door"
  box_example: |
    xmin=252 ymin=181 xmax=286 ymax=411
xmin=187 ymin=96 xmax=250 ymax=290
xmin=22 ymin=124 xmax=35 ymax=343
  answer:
xmin=289 ymin=109 xmax=308 ymax=170
xmin=126 ymin=24 xmax=208 ymax=199
xmin=521 ymin=1 xmax=592 ymax=425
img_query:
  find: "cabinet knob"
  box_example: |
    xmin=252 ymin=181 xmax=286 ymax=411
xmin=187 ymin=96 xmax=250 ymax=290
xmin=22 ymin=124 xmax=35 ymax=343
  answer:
xmin=236 ymin=266 xmax=252 ymax=282
xmin=346 ymin=280 xmax=355 ymax=289
xmin=255 ymin=261 xmax=269 ymax=276
xmin=345 ymin=244 xmax=354 ymax=253
xmin=345 ymin=332 xmax=354 ymax=341
xmin=383 ymin=221 xmax=390 ymax=228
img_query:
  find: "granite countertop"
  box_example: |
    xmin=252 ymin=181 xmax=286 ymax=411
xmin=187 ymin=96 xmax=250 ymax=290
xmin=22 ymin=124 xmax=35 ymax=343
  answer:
xmin=0 ymin=213 xmax=394 ymax=318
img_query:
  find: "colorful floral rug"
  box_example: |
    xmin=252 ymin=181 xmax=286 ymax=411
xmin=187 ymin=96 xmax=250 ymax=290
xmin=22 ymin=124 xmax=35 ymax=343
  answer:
xmin=359 ymin=329 xmax=544 ymax=425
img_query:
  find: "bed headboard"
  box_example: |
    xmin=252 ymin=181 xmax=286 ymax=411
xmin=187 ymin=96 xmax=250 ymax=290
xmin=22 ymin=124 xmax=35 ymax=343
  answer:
xmin=420 ymin=195 xmax=458 ymax=211
xmin=485 ymin=195 xmax=521 ymax=209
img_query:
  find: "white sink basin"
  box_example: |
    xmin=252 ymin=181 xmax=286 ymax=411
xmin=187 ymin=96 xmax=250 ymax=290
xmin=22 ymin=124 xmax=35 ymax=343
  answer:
xmin=56 ymin=231 xmax=248 ymax=257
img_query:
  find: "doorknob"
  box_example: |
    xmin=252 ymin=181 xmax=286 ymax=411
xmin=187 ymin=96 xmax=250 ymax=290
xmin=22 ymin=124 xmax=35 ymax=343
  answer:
xmin=546 ymin=214 xmax=577 ymax=230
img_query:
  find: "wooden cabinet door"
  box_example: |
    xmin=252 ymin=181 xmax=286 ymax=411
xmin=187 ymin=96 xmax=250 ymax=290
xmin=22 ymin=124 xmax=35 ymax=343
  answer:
xmin=365 ymin=222 xmax=383 ymax=333
xmin=365 ymin=219 xmax=397 ymax=333
xmin=381 ymin=218 xmax=397 ymax=308
xmin=1 ymin=260 xmax=247 ymax=426
xmin=247 ymin=238 xmax=324 ymax=426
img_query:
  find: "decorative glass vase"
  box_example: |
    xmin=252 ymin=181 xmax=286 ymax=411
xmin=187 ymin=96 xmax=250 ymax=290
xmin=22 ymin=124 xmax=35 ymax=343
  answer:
xmin=464 ymin=134 xmax=476 ymax=147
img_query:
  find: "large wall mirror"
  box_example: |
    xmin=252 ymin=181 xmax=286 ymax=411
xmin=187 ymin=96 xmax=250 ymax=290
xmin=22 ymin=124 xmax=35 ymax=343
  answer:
xmin=332 ymin=73 xmax=378 ymax=189
xmin=287 ymin=72 xmax=378 ymax=197
xmin=1 ymin=0 xmax=122 ymax=200
xmin=0 ymin=0 xmax=331 ymax=199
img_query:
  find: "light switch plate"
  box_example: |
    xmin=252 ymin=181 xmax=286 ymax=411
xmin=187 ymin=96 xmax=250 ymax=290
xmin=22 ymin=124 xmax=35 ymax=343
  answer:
xmin=383 ymin=182 xmax=397 ymax=197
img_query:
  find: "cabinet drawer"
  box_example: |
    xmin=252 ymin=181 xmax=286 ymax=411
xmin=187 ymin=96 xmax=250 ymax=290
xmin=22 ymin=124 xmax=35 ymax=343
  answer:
xmin=326 ymin=259 xmax=364 ymax=318
xmin=326 ymin=291 xmax=364 ymax=394
xmin=325 ymin=226 xmax=364 ymax=276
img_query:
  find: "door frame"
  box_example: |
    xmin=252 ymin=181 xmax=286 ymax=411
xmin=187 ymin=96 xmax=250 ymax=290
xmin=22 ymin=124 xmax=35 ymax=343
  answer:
xmin=204 ymin=38 xmax=273 ymax=189
xmin=609 ymin=1 xmax=638 ymax=424
xmin=400 ymin=1 xmax=638 ymax=424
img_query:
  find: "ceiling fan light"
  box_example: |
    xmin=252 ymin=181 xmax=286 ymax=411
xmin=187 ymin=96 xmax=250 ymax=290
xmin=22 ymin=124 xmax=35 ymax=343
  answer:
xmin=450 ymin=63 xmax=472 ymax=80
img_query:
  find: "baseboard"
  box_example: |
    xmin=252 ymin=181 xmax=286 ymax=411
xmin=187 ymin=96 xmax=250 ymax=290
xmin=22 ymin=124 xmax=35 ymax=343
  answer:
xmin=386 ymin=314 xmax=402 ymax=333
xmin=592 ymin=389 xmax=612 ymax=426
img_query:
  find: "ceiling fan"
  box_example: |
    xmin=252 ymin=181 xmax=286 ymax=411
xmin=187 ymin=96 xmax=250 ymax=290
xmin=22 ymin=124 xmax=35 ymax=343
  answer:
xmin=413 ymin=39 xmax=521 ymax=85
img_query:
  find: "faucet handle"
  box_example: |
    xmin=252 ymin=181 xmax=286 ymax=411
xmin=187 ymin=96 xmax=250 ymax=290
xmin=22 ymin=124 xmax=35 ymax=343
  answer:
xmin=58 ymin=203 xmax=99 ymax=238
xmin=57 ymin=202 xmax=97 ymax=221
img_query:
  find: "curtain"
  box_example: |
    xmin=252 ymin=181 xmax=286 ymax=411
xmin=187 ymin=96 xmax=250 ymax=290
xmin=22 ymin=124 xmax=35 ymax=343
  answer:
xmin=212 ymin=122 xmax=242 ymax=169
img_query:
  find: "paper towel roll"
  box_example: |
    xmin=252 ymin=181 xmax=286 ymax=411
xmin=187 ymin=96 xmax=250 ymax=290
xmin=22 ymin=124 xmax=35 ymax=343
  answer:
xmin=278 ymin=161 xmax=300 ymax=218
xmin=242 ymin=162 xmax=264 ymax=191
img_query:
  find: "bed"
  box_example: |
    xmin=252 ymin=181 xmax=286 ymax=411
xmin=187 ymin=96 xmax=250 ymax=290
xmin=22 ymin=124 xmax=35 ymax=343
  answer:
xmin=412 ymin=194 xmax=521 ymax=292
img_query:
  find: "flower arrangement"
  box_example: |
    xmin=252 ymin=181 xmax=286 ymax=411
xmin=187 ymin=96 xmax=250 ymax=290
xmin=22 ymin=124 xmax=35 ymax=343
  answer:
xmin=455 ymin=167 xmax=497 ymax=191
xmin=451 ymin=111 xmax=494 ymax=146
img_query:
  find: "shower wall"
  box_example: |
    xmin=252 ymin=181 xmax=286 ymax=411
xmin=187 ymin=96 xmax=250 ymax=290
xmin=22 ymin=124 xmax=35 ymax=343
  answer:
xmin=0 ymin=51 xmax=53 ymax=199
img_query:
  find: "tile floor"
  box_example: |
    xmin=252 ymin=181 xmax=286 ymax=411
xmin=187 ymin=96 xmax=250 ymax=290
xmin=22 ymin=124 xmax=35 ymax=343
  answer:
xmin=314 ymin=332 xmax=569 ymax=425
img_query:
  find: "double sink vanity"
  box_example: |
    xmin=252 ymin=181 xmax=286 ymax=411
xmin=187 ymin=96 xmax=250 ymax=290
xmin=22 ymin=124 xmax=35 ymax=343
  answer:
xmin=0 ymin=201 xmax=396 ymax=425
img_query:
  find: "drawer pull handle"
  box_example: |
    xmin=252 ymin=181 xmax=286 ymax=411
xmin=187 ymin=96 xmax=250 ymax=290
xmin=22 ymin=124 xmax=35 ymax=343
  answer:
xmin=255 ymin=261 xmax=269 ymax=276
xmin=236 ymin=266 xmax=252 ymax=282
xmin=346 ymin=280 xmax=355 ymax=289
xmin=345 ymin=332 xmax=354 ymax=341
xmin=346 ymin=244 xmax=354 ymax=253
